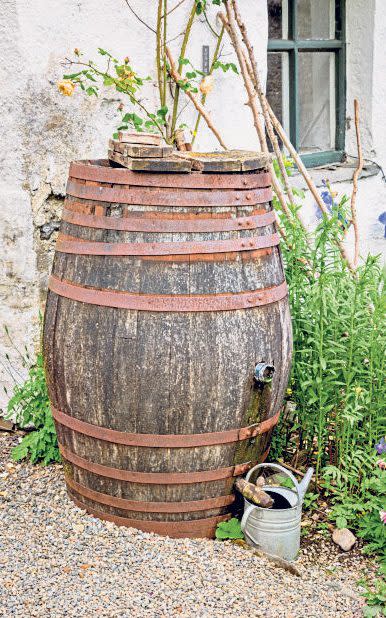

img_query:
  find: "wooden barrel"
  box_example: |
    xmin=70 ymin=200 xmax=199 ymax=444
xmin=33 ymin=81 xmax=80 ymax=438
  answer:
xmin=43 ymin=156 xmax=292 ymax=539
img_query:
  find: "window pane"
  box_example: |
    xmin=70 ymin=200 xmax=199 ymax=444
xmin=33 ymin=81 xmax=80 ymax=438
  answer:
xmin=297 ymin=0 xmax=335 ymax=39
xmin=298 ymin=52 xmax=336 ymax=153
xmin=268 ymin=0 xmax=288 ymax=39
xmin=267 ymin=52 xmax=290 ymax=144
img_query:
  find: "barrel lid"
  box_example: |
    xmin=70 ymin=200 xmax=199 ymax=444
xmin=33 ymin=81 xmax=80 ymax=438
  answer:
xmin=108 ymin=149 xmax=271 ymax=174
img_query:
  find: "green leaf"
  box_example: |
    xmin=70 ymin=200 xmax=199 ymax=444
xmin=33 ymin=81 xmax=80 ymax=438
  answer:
xmin=179 ymin=57 xmax=190 ymax=66
xmin=336 ymin=516 xmax=348 ymax=529
xmin=215 ymin=518 xmax=244 ymax=540
xmin=156 ymin=106 xmax=168 ymax=119
xmin=63 ymin=72 xmax=83 ymax=79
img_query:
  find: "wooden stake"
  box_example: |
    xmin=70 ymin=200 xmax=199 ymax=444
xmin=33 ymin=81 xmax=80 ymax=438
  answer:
xmin=165 ymin=46 xmax=228 ymax=150
xmin=351 ymin=99 xmax=363 ymax=267
xmin=229 ymin=0 xmax=355 ymax=272
xmin=219 ymin=9 xmax=308 ymax=237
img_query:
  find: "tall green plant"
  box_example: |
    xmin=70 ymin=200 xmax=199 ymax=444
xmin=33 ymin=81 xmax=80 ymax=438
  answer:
xmin=271 ymin=174 xmax=386 ymax=558
xmin=5 ymin=353 xmax=59 ymax=465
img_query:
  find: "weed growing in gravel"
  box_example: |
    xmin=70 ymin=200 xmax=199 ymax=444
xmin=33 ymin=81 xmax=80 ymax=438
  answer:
xmin=4 ymin=347 xmax=59 ymax=465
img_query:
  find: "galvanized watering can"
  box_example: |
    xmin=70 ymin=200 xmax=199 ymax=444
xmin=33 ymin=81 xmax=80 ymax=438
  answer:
xmin=240 ymin=463 xmax=314 ymax=561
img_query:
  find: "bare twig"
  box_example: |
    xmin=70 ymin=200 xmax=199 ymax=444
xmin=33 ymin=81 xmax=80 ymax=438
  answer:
xmin=170 ymin=2 xmax=197 ymax=136
xmin=191 ymin=24 xmax=225 ymax=145
xmin=228 ymin=0 xmax=355 ymax=271
xmin=166 ymin=46 xmax=228 ymax=149
xmin=351 ymin=99 xmax=363 ymax=267
xmin=162 ymin=0 xmax=168 ymax=107
xmin=219 ymin=10 xmax=300 ymax=231
xmin=162 ymin=0 xmax=187 ymax=18
xmin=123 ymin=0 xmax=156 ymax=33
xmin=202 ymin=9 xmax=221 ymax=38
xmin=156 ymin=0 xmax=164 ymax=105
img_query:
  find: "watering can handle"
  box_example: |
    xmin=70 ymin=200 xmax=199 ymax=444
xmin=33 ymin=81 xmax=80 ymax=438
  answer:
xmin=244 ymin=462 xmax=302 ymax=506
xmin=240 ymin=503 xmax=256 ymax=533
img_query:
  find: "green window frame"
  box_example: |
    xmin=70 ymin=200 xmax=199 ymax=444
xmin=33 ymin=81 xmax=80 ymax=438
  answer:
xmin=267 ymin=0 xmax=346 ymax=167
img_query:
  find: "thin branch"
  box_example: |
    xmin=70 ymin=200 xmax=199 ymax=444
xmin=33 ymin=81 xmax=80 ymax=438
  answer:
xmin=202 ymin=9 xmax=221 ymax=38
xmin=166 ymin=31 xmax=186 ymax=44
xmin=162 ymin=0 xmax=187 ymax=18
xmin=156 ymin=0 xmax=164 ymax=105
xmin=166 ymin=46 xmax=228 ymax=149
xmin=162 ymin=0 xmax=168 ymax=107
xmin=351 ymin=99 xmax=363 ymax=267
xmin=191 ymin=24 xmax=225 ymax=145
xmin=242 ymin=48 xmax=299 ymax=216
xmin=170 ymin=2 xmax=197 ymax=136
xmin=219 ymin=9 xmax=299 ymax=232
xmin=229 ymin=0 xmax=355 ymax=271
xmin=123 ymin=0 xmax=156 ymax=33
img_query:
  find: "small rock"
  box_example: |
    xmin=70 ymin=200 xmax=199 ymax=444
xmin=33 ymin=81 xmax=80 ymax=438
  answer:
xmin=332 ymin=528 xmax=357 ymax=551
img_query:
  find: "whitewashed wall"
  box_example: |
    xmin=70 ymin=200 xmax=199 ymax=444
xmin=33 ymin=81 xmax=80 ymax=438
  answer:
xmin=0 ymin=0 xmax=385 ymax=411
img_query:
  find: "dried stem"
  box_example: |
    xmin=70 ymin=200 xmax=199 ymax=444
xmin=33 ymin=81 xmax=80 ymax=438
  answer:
xmin=162 ymin=0 xmax=187 ymax=18
xmin=170 ymin=2 xmax=197 ymax=137
xmin=351 ymin=99 xmax=363 ymax=267
xmin=123 ymin=0 xmax=156 ymax=33
xmin=162 ymin=0 xmax=168 ymax=108
xmin=242 ymin=50 xmax=298 ymax=212
xmin=156 ymin=0 xmax=164 ymax=105
xmin=166 ymin=46 xmax=228 ymax=149
xmin=229 ymin=0 xmax=355 ymax=271
xmin=219 ymin=10 xmax=300 ymax=232
xmin=267 ymin=103 xmax=355 ymax=270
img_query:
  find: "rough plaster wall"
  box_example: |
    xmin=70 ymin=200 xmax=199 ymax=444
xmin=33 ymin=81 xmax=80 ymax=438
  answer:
xmin=0 ymin=0 xmax=267 ymax=411
xmin=345 ymin=0 xmax=376 ymax=158
xmin=372 ymin=0 xmax=386 ymax=169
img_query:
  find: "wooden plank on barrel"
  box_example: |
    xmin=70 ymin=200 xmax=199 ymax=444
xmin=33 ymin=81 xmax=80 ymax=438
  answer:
xmin=110 ymin=140 xmax=173 ymax=159
xmin=108 ymin=149 xmax=191 ymax=172
xmin=110 ymin=137 xmax=173 ymax=157
xmin=122 ymin=144 xmax=174 ymax=159
xmin=180 ymin=150 xmax=271 ymax=172
xmin=118 ymin=131 xmax=162 ymax=146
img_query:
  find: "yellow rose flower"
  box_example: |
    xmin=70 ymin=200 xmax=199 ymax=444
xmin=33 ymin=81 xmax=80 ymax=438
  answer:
xmin=57 ymin=80 xmax=75 ymax=97
xmin=199 ymin=75 xmax=214 ymax=95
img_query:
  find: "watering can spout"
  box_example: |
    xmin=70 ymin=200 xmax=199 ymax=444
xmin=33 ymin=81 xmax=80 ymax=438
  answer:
xmin=298 ymin=467 xmax=314 ymax=501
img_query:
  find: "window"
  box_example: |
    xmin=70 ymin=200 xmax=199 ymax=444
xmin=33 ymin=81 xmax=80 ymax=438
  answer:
xmin=267 ymin=0 xmax=345 ymax=167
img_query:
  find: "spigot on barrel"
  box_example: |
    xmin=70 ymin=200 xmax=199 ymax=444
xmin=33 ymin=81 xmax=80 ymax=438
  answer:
xmin=254 ymin=362 xmax=275 ymax=384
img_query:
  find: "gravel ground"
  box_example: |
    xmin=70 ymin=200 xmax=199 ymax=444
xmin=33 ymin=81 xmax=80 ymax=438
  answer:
xmin=0 ymin=432 xmax=375 ymax=618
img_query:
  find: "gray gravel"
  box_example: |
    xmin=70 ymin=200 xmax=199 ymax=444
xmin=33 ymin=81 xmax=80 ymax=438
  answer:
xmin=0 ymin=433 xmax=373 ymax=618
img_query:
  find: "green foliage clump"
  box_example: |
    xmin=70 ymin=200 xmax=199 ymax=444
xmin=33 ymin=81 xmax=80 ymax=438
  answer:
xmin=215 ymin=518 xmax=244 ymax=540
xmin=361 ymin=575 xmax=386 ymax=617
xmin=270 ymin=163 xmax=386 ymax=561
xmin=6 ymin=353 xmax=59 ymax=465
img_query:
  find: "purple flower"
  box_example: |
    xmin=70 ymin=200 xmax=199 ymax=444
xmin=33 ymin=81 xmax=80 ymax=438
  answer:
xmin=316 ymin=180 xmax=348 ymax=228
xmin=379 ymin=511 xmax=386 ymax=524
xmin=321 ymin=190 xmax=334 ymax=212
xmin=375 ymin=436 xmax=386 ymax=455
xmin=378 ymin=212 xmax=386 ymax=238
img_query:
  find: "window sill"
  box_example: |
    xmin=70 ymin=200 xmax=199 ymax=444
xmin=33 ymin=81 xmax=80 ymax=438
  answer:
xmin=291 ymin=156 xmax=380 ymax=189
